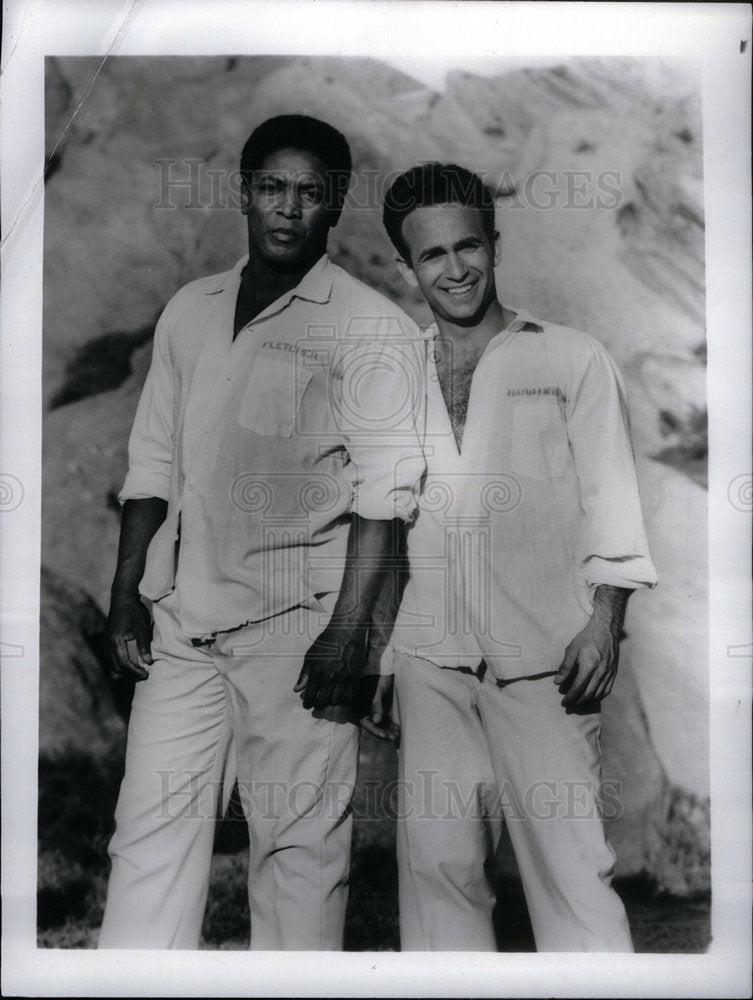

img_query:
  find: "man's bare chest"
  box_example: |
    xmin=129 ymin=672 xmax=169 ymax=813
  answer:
xmin=434 ymin=342 xmax=485 ymax=451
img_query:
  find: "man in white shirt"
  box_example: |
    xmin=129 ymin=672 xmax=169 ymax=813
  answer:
xmin=98 ymin=116 xmax=424 ymax=950
xmin=379 ymin=162 xmax=657 ymax=951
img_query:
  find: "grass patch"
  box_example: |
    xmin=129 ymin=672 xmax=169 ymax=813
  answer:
xmin=38 ymin=750 xmax=123 ymax=871
xmin=344 ymin=840 xmax=399 ymax=951
xmin=37 ymin=749 xmax=123 ymax=942
xmin=201 ymin=854 xmax=250 ymax=947
xmin=616 ymin=878 xmax=711 ymax=953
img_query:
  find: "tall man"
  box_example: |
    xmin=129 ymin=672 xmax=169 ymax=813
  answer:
xmin=99 ymin=115 xmax=424 ymax=950
xmin=380 ymin=163 xmax=657 ymax=951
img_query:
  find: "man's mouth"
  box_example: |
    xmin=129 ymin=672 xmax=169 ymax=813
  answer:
xmin=442 ymin=281 xmax=477 ymax=298
xmin=268 ymin=229 xmax=300 ymax=245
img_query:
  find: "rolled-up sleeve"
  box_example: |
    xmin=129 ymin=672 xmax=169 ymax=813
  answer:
xmin=119 ymin=305 xmax=175 ymax=503
xmin=334 ymin=313 xmax=425 ymax=522
xmin=560 ymin=337 xmax=658 ymax=593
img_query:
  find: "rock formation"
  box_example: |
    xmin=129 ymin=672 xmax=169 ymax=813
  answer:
xmin=39 ymin=566 xmax=127 ymax=758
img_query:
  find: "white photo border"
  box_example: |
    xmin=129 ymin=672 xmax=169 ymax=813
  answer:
xmin=1 ymin=1 xmax=750 ymax=996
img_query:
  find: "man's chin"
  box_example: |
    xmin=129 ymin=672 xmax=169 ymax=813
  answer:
xmin=260 ymin=245 xmax=318 ymax=274
xmin=433 ymin=288 xmax=496 ymax=327
xmin=437 ymin=303 xmax=488 ymax=328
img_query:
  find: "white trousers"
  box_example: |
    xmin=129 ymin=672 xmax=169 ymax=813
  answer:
xmin=393 ymin=651 xmax=633 ymax=952
xmin=98 ymin=591 xmax=358 ymax=950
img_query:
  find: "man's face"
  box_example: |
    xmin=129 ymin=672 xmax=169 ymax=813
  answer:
xmin=398 ymin=203 xmax=500 ymax=326
xmin=243 ymin=147 xmax=333 ymax=271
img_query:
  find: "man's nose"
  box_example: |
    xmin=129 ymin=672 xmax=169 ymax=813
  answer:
xmin=446 ymin=252 xmax=468 ymax=281
xmin=278 ymin=187 xmax=302 ymax=218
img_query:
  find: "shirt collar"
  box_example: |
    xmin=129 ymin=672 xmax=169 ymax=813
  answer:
xmin=287 ymin=253 xmax=334 ymax=304
xmin=204 ymin=252 xmax=334 ymax=306
xmin=505 ymin=307 xmax=543 ymax=333
xmin=422 ymin=307 xmax=543 ymax=341
xmin=204 ymin=255 xmax=248 ymax=296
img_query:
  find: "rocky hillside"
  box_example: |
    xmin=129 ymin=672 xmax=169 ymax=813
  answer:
xmin=41 ymin=55 xmax=708 ymax=892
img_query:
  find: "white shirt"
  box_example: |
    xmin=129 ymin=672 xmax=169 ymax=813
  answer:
xmin=388 ymin=310 xmax=657 ymax=681
xmin=121 ymin=254 xmax=426 ymax=640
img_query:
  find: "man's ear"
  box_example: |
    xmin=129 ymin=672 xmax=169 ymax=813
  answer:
xmin=493 ymin=229 xmax=501 ymax=267
xmin=395 ymin=256 xmax=419 ymax=288
xmin=240 ymin=187 xmax=250 ymax=215
xmin=326 ymin=207 xmax=343 ymax=229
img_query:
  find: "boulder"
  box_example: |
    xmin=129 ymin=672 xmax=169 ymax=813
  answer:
xmin=622 ymin=458 xmax=709 ymax=799
xmin=42 ymin=343 xmax=152 ymax=612
xmin=39 ymin=566 xmax=127 ymax=758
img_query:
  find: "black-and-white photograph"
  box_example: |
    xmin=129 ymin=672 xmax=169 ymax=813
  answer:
xmin=1 ymin=2 xmax=750 ymax=996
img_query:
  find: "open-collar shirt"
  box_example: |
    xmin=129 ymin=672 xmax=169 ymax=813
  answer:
xmin=121 ymin=254 xmax=426 ymax=640
xmin=388 ymin=310 xmax=657 ymax=681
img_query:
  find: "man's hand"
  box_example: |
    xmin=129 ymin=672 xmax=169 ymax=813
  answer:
xmin=106 ymin=594 xmax=154 ymax=682
xmin=354 ymin=675 xmax=400 ymax=742
xmin=294 ymin=623 xmax=368 ymax=711
xmin=105 ymin=496 xmax=167 ymax=682
xmin=295 ymin=515 xmax=405 ymax=713
xmin=554 ymin=619 xmax=618 ymax=710
xmin=554 ymin=584 xmax=633 ymax=710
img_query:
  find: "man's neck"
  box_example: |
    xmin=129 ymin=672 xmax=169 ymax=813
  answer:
xmin=241 ymin=250 xmax=316 ymax=306
xmin=234 ymin=249 xmax=324 ymax=337
xmin=435 ymin=300 xmax=517 ymax=354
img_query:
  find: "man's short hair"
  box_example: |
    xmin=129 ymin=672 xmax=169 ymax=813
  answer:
xmin=240 ymin=115 xmax=352 ymax=217
xmin=383 ymin=163 xmax=496 ymax=261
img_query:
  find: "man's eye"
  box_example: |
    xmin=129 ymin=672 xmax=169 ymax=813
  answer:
xmin=298 ymin=186 xmax=323 ymax=206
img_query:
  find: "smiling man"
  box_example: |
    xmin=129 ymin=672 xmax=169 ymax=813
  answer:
xmin=380 ymin=163 xmax=657 ymax=951
xmin=98 ymin=116 xmax=424 ymax=950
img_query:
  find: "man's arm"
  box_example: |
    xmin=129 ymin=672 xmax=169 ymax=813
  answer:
xmin=107 ymin=297 xmax=178 ymax=680
xmin=554 ymin=584 xmax=632 ymax=710
xmin=553 ymin=333 xmax=657 ymax=593
xmin=107 ymin=497 xmax=167 ymax=681
xmin=296 ymin=310 xmax=424 ymax=713
xmin=294 ymin=515 xmax=404 ymax=711
xmin=351 ymin=526 xmax=408 ymax=740
xmin=548 ymin=335 xmax=657 ymax=710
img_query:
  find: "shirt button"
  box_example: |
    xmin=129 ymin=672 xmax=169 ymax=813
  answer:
xmin=186 ymin=482 xmax=195 ymax=491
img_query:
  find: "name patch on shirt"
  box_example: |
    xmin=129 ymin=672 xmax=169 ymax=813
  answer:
xmin=507 ymin=386 xmax=564 ymax=399
xmin=262 ymin=340 xmax=325 ymax=363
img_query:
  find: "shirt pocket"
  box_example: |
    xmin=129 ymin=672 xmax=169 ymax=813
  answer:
xmin=509 ymin=401 xmax=569 ymax=479
xmin=238 ymin=354 xmax=314 ymax=437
